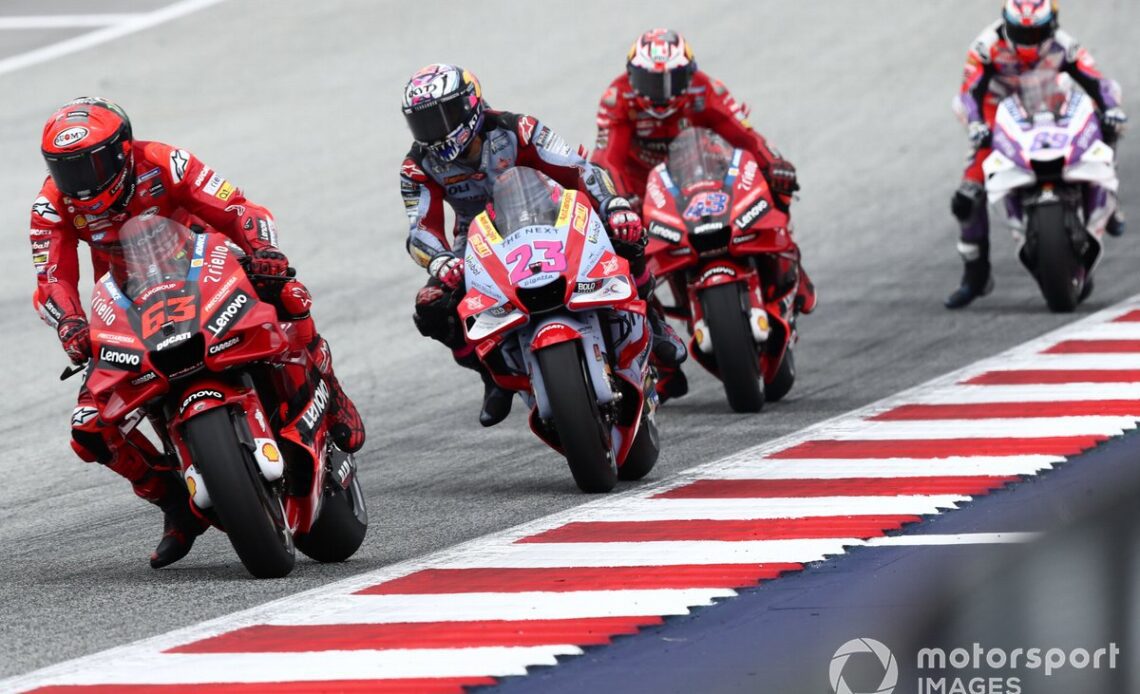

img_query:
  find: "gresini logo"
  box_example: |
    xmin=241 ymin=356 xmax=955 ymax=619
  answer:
xmin=831 ymin=638 xmax=898 ymax=694
xmin=206 ymin=290 xmax=251 ymax=337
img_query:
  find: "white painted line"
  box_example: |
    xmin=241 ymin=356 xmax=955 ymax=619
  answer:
xmin=0 ymin=14 xmax=144 ymax=29
xmin=862 ymin=532 xmax=1042 ymax=547
xmin=575 ymin=496 xmax=968 ymax=521
xmin=974 ymin=354 xmax=1140 ymax=370
xmin=23 ymin=646 xmax=584 ymax=686
xmin=0 ymin=0 xmax=228 ymax=78
xmin=900 ymin=383 xmax=1140 ymax=404
xmin=824 ymin=417 xmax=1137 ymax=440
xmin=687 ymin=456 xmax=1061 ymax=479
xmin=265 ymin=589 xmax=737 ymax=625
xmin=1069 ymin=323 xmax=1140 ymax=340
xmin=440 ymin=539 xmax=856 ymax=568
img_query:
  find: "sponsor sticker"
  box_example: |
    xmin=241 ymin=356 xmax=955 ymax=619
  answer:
xmin=52 ymin=127 xmax=89 ymax=148
xmin=215 ymin=181 xmax=236 ymax=201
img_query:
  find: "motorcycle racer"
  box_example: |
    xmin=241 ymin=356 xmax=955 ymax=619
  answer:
xmin=30 ymin=97 xmax=366 ymax=569
xmin=591 ymin=29 xmax=817 ymax=399
xmin=946 ymin=0 xmax=1127 ymax=309
xmin=400 ymin=63 xmax=686 ymax=426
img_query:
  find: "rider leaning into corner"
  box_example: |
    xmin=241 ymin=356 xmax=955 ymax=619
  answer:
xmin=399 ymin=63 xmax=687 ymax=427
xmin=30 ymin=97 xmax=366 ymax=569
xmin=945 ymin=0 xmax=1128 ymax=309
xmin=590 ymin=28 xmax=817 ymax=401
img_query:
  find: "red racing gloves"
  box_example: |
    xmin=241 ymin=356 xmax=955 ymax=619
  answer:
xmin=601 ymin=197 xmax=646 ymax=246
xmin=429 ymin=253 xmax=465 ymax=290
xmin=247 ymin=248 xmax=291 ymax=277
xmin=767 ymin=158 xmax=799 ymax=197
xmin=57 ymin=317 xmax=91 ymax=365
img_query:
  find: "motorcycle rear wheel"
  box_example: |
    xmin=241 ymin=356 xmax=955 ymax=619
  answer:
xmin=1032 ymin=203 xmax=1081 ymax=313
xmin=184 ymin=407 xmax=295 ymax=578
xmin=701 ymin=283 xmax=764 ymax=412
xmin=537 ymin=341 xmax=617 ymax=493
xmin=296 ymin=460 xmax=368 ymax=564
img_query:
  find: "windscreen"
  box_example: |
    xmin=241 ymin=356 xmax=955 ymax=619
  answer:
xmin=666 ymin=128 xmax=734 ymax=191
xmin=491 ymin=167 xmax=565 ymax=236
xmin=118 ymin=215 xmax=195 ymax=299
xmin=1017 ymin=69 xmax=1067 ymax=118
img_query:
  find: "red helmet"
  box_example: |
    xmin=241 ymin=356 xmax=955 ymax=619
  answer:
xmin=1003 ymin=0 xmax=1060 ymax=64
xmin=627 ymin=29 xmax=696 ymax=119
xmin=41 ymin=97 xmax=134 ymax=213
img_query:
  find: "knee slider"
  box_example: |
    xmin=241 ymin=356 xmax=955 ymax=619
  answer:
xmin=951 ymin=184 xmax=985 ymax=222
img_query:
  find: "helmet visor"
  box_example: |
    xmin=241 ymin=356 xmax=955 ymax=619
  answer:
xmin=629 ymin=64 xmax=692 ymax=106
xmin=404 ymin=94 xmax=473 ymax=145
xmin=1005 ymin=20 xmax=1054 ymax=47
xmin=44 ymin=139 xmax=125 ymax=199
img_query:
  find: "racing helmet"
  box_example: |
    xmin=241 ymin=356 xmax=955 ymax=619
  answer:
xmin=41 ymin=97 xmax=134 ymax=214
xmin=627 ymin=28 xmax=697 ymax=119
xmin=1003 ymin=0 xmax=1060 ymax=64
xmin=402 ymin=64 xmax=485 ymax=162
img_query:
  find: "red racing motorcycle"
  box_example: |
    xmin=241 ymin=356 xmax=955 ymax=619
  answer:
xmin=643 ymin=128 xmax=801 ymax=412
xmin=76 ymin=215 xmax=367 ymax=578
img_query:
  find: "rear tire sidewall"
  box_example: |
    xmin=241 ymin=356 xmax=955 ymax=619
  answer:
xmin=184 ymin=407 xmax=295 ymax=578
xmin=537 ymin=341 xmax=617 ymax=493
xmin=701 ymin=283 xmax=764 ymax=412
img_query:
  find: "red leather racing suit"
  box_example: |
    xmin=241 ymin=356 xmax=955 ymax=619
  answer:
xmin=29 ymin=140 xmax=314 ymax=504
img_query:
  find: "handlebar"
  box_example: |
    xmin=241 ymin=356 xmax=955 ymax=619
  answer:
xmin=60 ymin=362 xmax=87 ymax=381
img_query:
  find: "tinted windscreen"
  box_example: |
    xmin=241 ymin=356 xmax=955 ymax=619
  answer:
xmin=491 ymin=167 xmax=565 ymax=236
xmin=666 ymin=127 xmax=734 ymax=190
xmin=119 ymin=215 xmax=195 ymax=299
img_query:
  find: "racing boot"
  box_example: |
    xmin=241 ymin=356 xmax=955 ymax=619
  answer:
xmin=148 ymin=471 xmax=209 ymax=569
xmin=794 ymin=261 xmax=817 ymax=315
xmin=479 ymin=368 xmax=514 ymax=427
xmin=1107 ymin=209 xmax=1126 ymax=237
xmin=945 ymin=240 xmax=994 ymax=310
xmin=309 ymin=336 xmax=366 ymax=453
xmin=655 ymin=364 xmax=689 ymax=405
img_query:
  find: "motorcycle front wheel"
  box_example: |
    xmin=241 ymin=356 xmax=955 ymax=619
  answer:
xmin=184 ymin=407 xmax=295 ymax=578
xmin=1032 ymin=203 xmax=1082 ymax=313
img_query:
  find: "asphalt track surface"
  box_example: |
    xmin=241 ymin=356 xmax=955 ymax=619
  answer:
xmin=0 ymin=0 xmax=1137 ymax=682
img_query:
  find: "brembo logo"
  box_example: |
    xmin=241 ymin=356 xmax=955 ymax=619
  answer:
xmin=206 ymin=290 xmax=251 ymax=338
xmin=98 ymin=346 xmax=142 ymax=371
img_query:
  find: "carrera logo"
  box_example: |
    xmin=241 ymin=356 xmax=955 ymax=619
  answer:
xmin=734 ymin=198 xmax=770 ymax=230
xmin=129 ymin=372 xmax=157 ymax=387
xmin=649 ymin=222 xmax=682 ymax=244
xmin=98 ymin=345 xmax=143 ymax=372
xmin=179 ymin=389 xmax=224 ymax=414
xmin=53 ymin=127 xmax=89 ymax=148
xmin=206 ymin=290 xmax=252 ymax=338
xmin=208 ymin=335 xmax=241 ymax=355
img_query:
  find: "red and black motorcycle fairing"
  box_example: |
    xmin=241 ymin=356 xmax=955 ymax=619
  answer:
xmin=643 ymin=129 xmax=799 ymax=386
xmin=85 ymin=220 xmax=349 ymax=538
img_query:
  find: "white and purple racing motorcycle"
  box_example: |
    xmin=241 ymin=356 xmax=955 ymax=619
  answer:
xmin=983 ymin=71 xmax=1119 ymax=312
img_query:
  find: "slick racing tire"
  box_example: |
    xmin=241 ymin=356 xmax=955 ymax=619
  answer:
xmin=618 ymin=412 xmax=659 ymax=482
xmin=765 ymin=347 xmax=796 ymax=403
xmin=537 ymin=341 xmax=617 ymax=493
xmin=184 ymin=407 xmax=295 ymax=578
xmin=1032 ymin=204 xmax=1081 ymax=313
xmin=701 ymin=283 xmax=764 ymax=412
xmin=296 ymin=461 xmax=368 ymax=564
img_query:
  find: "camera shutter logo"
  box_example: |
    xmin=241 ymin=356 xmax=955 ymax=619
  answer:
xmin=830 ymin=638 xmax=898 ymax=694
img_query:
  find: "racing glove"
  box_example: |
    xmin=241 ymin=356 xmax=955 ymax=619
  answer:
xmin=601 ymin=197 xmax=646 ymax=246
xmin=247 ymin=248 xmax=290 ymax=277
xmin=768 ymin=159 xmax=799 ymax=196
xmin=967 ymin=121 xmax=992 ymax=148
xmin=57 ymin=317 xmax=91 ymax=365
xmin=429 ymin=253 xmax=465 ymax=290
xmin=1103 ymin=107 xmax=1129 ymax=135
